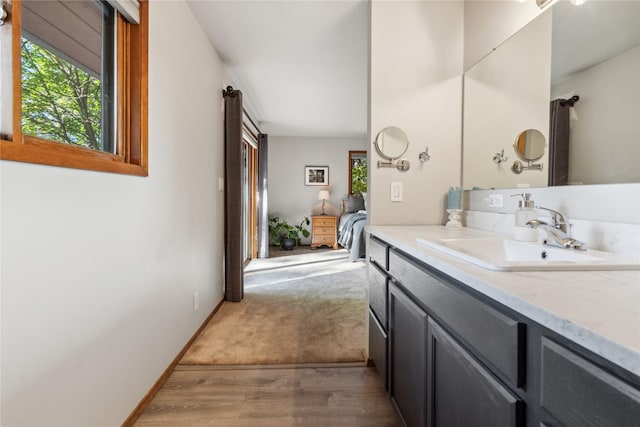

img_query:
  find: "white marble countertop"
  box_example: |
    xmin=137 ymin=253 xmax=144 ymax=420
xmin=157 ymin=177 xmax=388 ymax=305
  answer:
xmin=367 ymin=225 xmax=640 ymax=377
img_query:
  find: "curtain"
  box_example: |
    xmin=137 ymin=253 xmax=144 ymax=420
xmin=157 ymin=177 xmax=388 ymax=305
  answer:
xmin=548 ymin=99 xmax=571 ymax=186
xmin=257 ymin=133 xmax=269 ymax=258
xmin=223 ymin=86 xmax=244 ymax=302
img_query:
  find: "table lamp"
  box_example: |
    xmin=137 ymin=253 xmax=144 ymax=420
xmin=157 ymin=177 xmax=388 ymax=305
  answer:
xmin=318 ymin=190 xmax=330 ymax=215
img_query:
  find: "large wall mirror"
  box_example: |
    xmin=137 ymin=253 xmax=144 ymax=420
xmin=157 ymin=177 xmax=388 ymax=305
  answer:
xmin=462 ymin=1 xmax=640 ymax=190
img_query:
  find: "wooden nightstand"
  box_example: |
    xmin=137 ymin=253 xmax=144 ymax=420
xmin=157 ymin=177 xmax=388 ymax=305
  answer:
xmin=311 ymin=215 xmax=338 ymax=250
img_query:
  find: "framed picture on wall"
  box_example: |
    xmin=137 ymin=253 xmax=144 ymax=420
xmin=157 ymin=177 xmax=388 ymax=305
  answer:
xmin=305 ymin=166 xmax=329 ymax=186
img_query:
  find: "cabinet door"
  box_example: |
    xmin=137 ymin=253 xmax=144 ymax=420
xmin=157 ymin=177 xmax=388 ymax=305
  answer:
xmin=427 ymin=318 xmax=524 ymax=427
xmin=389 ymin=283 xmax=428 ymax=427
xmin=540 ymin=338 xmax=640 ymax=427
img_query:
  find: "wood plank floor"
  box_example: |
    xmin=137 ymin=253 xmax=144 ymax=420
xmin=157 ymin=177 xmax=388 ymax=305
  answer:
xmin=135 ymin=365 xmax=401 ymax=426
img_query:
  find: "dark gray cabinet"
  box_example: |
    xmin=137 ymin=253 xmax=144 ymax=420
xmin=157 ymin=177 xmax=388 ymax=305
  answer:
xmin=389 ymin=250 xmax=525 ymax=388
xmin=368 ymin=236 xmax=389 ymax=388
xmin=368 ymin=262 xmax=388 ymax=329
xmin=368 ymin=234 xmax=640 ymax=427
xmin=540 ymin=338 xmax=640 ymax=427
xmin=389 ymin=283 xmax=428 ymax=427
xmin=369 ymin=236 xmax=388 ymax=270
xmin=369 ymin=309 xmax=388 ymax=389
xmin=427 ymin=318 xmax=524 ymax=427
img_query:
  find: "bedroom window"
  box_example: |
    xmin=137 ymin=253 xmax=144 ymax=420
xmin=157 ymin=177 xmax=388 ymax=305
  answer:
xmin=348 ymin=150 xmax=367 ymax=195
xmin=0 ymin=0 xmax=148 ymax=176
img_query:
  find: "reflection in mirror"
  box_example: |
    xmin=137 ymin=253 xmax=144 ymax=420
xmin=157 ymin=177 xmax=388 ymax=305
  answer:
xmin=550 ymin=1 xmax=640 ymax=185
xmin=512 ymin=129 xmax=546 ymax=175
xmin=514 ymin=129 xmax=545 ymax=161
xmin=462 ymin=11 xmax=551 ymax=190
xmin=374 ymin=126 xmax=409 ymax=160
xmin=348 ymin=150 xmax=367 ymax=195
xmin=462 ymin=1 xmax=640 ymax=190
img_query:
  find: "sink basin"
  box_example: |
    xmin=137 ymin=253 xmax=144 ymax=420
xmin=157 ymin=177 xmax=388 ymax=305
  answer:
xmin=416 ymin=237 xmax=640 ymax=271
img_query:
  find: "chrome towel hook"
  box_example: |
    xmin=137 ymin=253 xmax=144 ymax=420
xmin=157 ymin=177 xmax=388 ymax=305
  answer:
xmin=492 ymin=148 xmax=508 ymax=164
xmin=0 ymin=3 xmax=8 ymax=26
xmin=418 ymin=147 xmax=430 ymax=163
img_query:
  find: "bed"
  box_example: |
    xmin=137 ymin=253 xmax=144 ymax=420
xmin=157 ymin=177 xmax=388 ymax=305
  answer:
xmin=338 ymin=194 xmax=367 ymax=261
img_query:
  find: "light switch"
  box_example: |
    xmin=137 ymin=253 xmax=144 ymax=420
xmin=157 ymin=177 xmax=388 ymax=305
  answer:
xmin=193 ymin=292 xmax=200 ymax=311
xmin=218 ymin=177 xmax=224 ymax=191
xmin=390 ymin=182 xmax=403 ymax=202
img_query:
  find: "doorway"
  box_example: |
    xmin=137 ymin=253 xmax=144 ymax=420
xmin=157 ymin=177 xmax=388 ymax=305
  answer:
xmin=242 ymin=122 xmax=259 ymax=264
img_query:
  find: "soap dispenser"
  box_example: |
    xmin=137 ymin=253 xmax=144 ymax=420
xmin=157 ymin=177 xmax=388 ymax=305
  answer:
xmin=511 ymin=193 xmax=538 ymax=242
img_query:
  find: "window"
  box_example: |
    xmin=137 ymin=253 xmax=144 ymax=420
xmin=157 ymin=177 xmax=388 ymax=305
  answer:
xmin=21 ymin=0 xmax=115 ymax=152
xmin=348 ymin=150 xmax=367 ymax=195
xmin=0 ymin=0 xmax=148 ymax=176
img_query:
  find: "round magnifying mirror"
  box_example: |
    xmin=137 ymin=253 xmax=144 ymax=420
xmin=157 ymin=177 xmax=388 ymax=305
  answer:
xmin=375 ymin=126 xmax=409 ymax=160
xmin=513 ymin=129 xmax=546 ymax=161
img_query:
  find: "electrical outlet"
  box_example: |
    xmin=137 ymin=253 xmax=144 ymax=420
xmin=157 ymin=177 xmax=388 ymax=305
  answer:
xmin=193 ymin=292 xmax=200 ymax=311
xmin=488 ymin=194 xmax=503 ymax=208
xmin=390 ymin=182 xmax=403 ymax=202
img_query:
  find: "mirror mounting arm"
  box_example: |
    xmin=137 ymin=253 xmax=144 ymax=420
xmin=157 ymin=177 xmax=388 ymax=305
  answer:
xmin=511 ymin=160 xmax=543 ymax=174
xmin=377 ymin=159 xmax=410 ymax=172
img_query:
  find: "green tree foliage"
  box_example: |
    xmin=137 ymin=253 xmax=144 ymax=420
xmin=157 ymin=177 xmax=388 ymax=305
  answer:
xmin=351 ymin=158 xmax=368 ymax=194
xmin=21 ymin=39 xmax=103 ymax=150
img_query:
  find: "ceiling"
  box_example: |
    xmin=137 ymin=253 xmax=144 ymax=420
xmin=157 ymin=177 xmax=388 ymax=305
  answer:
xmin=186 ymin=1 xmax=639 ymax=138
xmin=551 ymin=0 xmax=640 ymax=84
xmin=186 ymin=0 xmax=369 ymax=138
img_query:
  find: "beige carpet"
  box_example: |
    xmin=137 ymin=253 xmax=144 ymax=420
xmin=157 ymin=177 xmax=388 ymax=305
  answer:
xmin=180 ymin=250 xmax=367 ymax=365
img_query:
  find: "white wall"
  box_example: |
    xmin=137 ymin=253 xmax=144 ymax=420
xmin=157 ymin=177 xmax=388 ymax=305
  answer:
xmin=463 ymin=11 xmax=552 ymax=190
xmin=369 ymin=0 xmax=463 ymax=226
xmin=268 ymin=136 xmax=367 ymax=244
xmin=0 ymin=1 xmax=226 ymax=425
xmin=552 ymin=46 xmax=640 ymax=185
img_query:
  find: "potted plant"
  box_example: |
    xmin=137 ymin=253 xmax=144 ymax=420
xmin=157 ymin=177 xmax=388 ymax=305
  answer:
xmin=269 ymin=216 xmax=311 ymax=250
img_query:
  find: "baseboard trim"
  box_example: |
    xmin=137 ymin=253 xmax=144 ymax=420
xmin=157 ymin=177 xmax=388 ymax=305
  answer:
xmin=121 ymin=298 xmax=224 ymax=427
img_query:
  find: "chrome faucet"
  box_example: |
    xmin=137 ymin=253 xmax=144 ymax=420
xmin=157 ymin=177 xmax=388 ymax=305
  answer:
xmin=526 ymin=206 xmax=587 ymax=251
xmin=536 ymin=206 xmax=569 ymax=234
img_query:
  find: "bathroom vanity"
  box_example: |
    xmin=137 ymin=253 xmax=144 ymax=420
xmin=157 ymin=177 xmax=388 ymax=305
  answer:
xmin=367 ymin=226 xmax=640 ymax=427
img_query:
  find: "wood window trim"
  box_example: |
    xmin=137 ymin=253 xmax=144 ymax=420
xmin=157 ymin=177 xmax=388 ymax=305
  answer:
xmin=348 ymin=150 xmax=367 ymax=195
xmin=0 ymin=0 xmax=148 ymax=177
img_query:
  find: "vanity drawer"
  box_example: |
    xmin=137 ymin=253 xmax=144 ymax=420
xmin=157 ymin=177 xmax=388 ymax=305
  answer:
xmin=389 ymin=249 xmax=525 ymax=387
xmin=369 ymin=309 xmax=388 ymax=390
xmin=369 ymin=236 xmax=388 ymax=270
xmin=540 ymin=338 xmax=640 ymax=427
xmin=368 ymin=262 xmax=388 ymax=330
